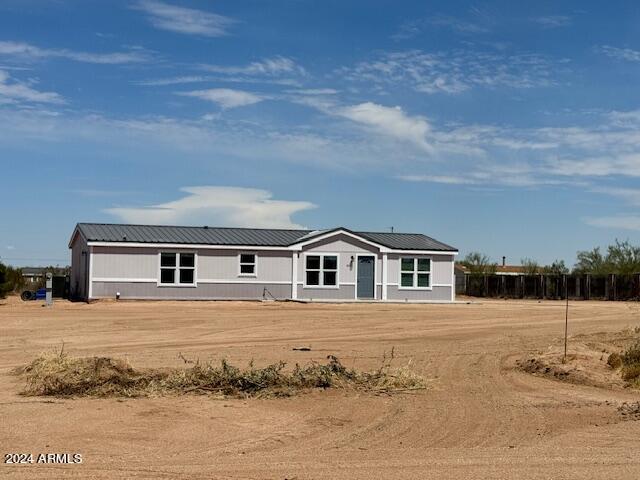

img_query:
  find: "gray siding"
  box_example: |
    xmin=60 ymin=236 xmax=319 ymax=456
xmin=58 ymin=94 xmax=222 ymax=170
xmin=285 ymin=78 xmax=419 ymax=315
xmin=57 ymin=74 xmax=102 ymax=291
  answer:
xmin=296 ymin=285 xmax=356 ymax=300
xmin=75 ymin=231 xmax=456 ymax=302
xmin=91 ymin=246 xmax=292 ymax=283
xmin=297 ymin=234 xmax=382 ymax=299
xmin=386 ymin=285 xmax=453 ymax=302
xmin=92 ymin=282 xmax=292 ymax=300
xmin=387 ymin=253 xmax=454 ymax=287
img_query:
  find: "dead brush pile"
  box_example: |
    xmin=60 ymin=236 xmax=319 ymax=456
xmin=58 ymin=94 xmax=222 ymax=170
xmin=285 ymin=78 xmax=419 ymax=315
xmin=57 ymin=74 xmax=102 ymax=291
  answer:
xmin=18 ymin=351 xmax=426 ymax=398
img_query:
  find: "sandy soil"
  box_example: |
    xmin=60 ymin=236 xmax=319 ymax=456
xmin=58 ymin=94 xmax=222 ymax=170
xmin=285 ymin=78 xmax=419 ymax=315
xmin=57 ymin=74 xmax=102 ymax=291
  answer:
xmin=1 ymin=296 xmax=640 ymax=479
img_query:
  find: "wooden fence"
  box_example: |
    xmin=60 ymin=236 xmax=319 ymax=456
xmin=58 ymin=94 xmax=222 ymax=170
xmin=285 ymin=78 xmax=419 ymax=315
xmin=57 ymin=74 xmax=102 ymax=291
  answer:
xmin=457 ymin=273 xmax=640 ymax=300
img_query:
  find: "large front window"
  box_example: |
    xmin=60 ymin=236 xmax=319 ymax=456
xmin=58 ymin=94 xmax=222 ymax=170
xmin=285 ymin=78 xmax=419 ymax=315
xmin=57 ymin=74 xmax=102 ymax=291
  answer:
xmin=160 ymin=252 xmax=196 ymax=285
xmin=400 ymin=257 xmax=430 ymax=288
xmin=305 ymin=254 xmax=338 ymax=287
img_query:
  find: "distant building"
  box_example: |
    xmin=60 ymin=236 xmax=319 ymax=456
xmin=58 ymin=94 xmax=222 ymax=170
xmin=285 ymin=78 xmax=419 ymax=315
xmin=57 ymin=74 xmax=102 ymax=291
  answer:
xmin=21 ymin=267 xmax=67 ymax=284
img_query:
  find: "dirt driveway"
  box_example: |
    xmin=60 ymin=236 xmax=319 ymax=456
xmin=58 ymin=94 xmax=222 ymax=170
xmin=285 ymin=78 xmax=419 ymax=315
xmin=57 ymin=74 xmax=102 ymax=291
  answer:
xmin=1 ymin=297 xmax=640 ymax=479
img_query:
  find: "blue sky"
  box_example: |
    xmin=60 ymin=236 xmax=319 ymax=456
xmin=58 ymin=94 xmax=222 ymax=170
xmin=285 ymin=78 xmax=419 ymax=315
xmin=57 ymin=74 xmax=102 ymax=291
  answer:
xmin=1 ymin=0 xmax=639 ymax=267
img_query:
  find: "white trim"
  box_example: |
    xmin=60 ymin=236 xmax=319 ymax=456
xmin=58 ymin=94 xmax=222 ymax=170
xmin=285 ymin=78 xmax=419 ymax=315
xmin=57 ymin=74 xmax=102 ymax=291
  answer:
xmin=88 ymin=245 xmax=94 ymax=300
xmin=291 ymin=252 xmax=298 ymax=300
xmin=197 ymin=279 xmax=292 ymax=284
xmin=387 ymin=282 xmax=399 ymax=286
xmin=340 ymin=282 xmax=356 ymax=286
xmin=93 ymin=278 xmax=156 ymax=283
xmin=157 ymin=251 xmax=197 ymax=287
xmin=86 ymin=240 xmax=457 ymax=256
xmin=355 ymin=253 xmax=377 ymax=300
xmin=391 ymin=249 xmax=458 ymax=255
xmin=237 ymin=251 xmax=257 ymax=277
xmin=291 ymin=229 xmax=388 ymax=252
xmin=382 ymin=253 xmax=388 ymax=300
xmin=450 ymin=257 xmax=455 ymax=302
xmin=302 ymin=252 xmax=340 ymax=289
xmin=398 ymin=256 xmax=433 ymax=291
xmin=88 ymin=241 xmax=291 ymax=251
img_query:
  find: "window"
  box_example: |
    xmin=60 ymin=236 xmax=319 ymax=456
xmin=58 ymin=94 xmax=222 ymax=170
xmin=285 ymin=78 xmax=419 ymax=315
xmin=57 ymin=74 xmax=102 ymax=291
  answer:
xmin=305 ymin=254 xmax=338 ymax=287
xmin=238 ymin=253 xmax=256 ymax=276
xmin=400 ymin=257 xmax=431 ymax=289
xmin=159 ymin=252 xmax=196 ymax=286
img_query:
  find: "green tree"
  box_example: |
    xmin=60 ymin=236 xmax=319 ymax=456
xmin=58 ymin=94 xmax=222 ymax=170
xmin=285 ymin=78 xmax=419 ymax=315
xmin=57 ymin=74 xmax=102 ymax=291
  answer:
xmin=543 ymin=259 xmax=569 ymax=275
xmin=606 ymin=240 xmax=640 ymax=274
xmin=574 ymin=240 xmax=640 ymax=274
xmin=520 ymin=258 xmax=540 ymax=275
xmin=459 ymin=252 xmax=497 ymax=275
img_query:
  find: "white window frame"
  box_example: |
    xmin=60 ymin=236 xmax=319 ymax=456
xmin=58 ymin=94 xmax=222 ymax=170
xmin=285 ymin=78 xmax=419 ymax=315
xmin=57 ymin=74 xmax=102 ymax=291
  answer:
xmin=238 ymin=252 xmax=257 ymax=277
xmin=157 ymin=251 xmax=197 ymax=287
xmin=303 ymin=253 xmax=340 ymax=289
xmin=398 ymin=256 xmax=432 ymax=290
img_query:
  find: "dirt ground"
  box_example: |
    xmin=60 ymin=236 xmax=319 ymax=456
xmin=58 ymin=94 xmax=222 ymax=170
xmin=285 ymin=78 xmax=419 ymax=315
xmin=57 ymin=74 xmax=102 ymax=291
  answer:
xmin=1 ymin=296 xmax=640 ymax=479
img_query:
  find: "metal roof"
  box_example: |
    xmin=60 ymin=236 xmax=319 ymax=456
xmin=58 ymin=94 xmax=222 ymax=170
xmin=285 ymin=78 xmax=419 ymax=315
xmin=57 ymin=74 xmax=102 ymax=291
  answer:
xmin=74 ymin=223 xmax=457 ymax=252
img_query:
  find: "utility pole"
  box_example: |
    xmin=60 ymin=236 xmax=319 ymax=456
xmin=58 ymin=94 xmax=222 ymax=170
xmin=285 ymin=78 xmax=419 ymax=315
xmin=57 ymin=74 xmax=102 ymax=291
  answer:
xmin=563 ymin=279 xmax=569 ymax=362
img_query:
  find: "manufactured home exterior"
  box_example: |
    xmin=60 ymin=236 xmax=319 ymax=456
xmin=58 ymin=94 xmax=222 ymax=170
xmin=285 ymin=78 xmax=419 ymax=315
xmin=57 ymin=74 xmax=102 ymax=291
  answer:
xmin=69 ymin=223 xmax=457 ymax=302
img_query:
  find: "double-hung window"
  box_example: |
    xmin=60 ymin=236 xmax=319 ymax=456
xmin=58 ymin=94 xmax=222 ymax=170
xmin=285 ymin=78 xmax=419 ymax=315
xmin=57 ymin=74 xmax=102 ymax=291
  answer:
xmin=305 ymin=254 xmax=338 ymax=287
xmin=160 ymin=252 xmax=196 ymax=286
xmin=400 ymin=257 xmax=431 ymax=288
xmin=238 ymin=253 xmax=257 ymax=276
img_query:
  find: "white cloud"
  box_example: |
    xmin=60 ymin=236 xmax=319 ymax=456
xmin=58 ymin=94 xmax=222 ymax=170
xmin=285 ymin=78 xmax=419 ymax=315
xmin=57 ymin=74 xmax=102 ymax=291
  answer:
xmin=398 ymin=174 xmax=477 ymax=185
xmin=596 ymin=45 xmax=640 ymax=62
xmin=285 ymin=88 xmax=338 ymax=95
xmin=0 ymin=69 xmax=64 ymax=104
xmin=6 ymin=245 xmax=15 ymax=250
xmin=133 ymin=0 xmax=235 ymax=37
xmin=532 ymin=16 xmax=572 ymax=28
xmin=393 ymin=15 xmax=489 ymax=41
xmin=137 ymin=75 xmax=208 ymax=86
xmin=591 ymin=187 xmax=640 ymax=206
xmin=200 ymin=56 xmax=306 ymax=76
xmin=338 ymin=49 xmax=564 ymax=94
xmin=584 ymin=216 xmax=640 ymax=231
xmin=105 ymin=186 xmax=315 ymax=228
xmin=336 ymin=102 xmax=432 ymax=152
xmin=0 ymin=41 xmax=151 ymax=64
xmin=178 ymin=88 xmax=263 ymax=109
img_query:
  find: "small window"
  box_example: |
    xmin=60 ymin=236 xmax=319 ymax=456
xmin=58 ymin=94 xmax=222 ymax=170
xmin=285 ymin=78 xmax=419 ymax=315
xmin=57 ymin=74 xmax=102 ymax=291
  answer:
xmin=305 ymin=254 xmax=338 ymax=287
xmin=159 ymin=252 xmax=196 ymax=286
xmin=400 ymin=257 xmax=431 ymax=289
xmin=239 ymin=253 xmax=256 ymax=276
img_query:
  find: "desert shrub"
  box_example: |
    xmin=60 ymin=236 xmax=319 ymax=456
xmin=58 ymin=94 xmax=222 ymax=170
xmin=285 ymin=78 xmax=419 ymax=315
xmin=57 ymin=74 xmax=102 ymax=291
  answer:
xmin=607 ymin=352 xmax=623 ymax=369
xmin=19 ymin=351 xmax=426 ymax=398
xmin=620 ymin=343 xmax=640 ymax=383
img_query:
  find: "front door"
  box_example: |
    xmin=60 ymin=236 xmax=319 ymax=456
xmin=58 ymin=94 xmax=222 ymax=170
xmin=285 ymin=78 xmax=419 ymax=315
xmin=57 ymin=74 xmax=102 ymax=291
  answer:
xmin=357 ymin=256 xmax=375 ymax=299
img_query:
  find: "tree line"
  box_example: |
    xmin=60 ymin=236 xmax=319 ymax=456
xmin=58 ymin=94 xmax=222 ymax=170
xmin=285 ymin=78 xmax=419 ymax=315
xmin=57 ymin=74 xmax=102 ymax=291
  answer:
xmin=459 ymin=240 xmax=640 ymax=276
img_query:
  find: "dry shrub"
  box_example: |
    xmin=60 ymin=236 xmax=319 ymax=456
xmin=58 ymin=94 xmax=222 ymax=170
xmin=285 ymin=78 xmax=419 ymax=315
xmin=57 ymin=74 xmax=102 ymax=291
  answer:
xmin=607 ymin=352 xmax=623 ymax=369
xmin=19 ymin=351 xmax=426 ymax=398
xmin=620 ymin=342 xmax=640 ymax=384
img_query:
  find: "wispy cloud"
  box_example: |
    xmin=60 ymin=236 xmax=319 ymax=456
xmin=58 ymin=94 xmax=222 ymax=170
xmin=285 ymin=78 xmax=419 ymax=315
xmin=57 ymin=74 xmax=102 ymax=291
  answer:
xmin=200 ymin=56 xmax=306 ymax=77
xmin=532 ymin=15 xmax=572 ymax=28
xmin=0 ymin=41 xmax=151 ymax=64
xmin=0 ymin=69 xmax=64 ymax=104
xmin=393 ymin=14 xmax=490 ymax=41
xmin=584 ymin=215 xmax=640 ymax=231
xmin=336 ymin=102 xmax=432 ymax=152
xmin=105 ymin=186 xmax=315 ymax=228
xmin=596 ymin=45 xmax=640 ymax=62
xmin=133 ymin=0 xmax=235 ymax=37
xmin=338 ymin=49 xmax=565 ymax=94
xmin=177 ymin=88 xmax=264 ymax=109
